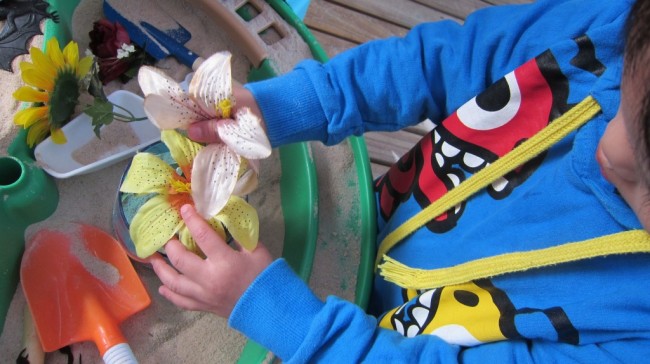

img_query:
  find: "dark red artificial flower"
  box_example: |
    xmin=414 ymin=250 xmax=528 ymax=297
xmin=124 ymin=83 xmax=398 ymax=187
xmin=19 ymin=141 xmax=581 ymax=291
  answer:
xmin=88 ymin=19 xmax=134 ymax=84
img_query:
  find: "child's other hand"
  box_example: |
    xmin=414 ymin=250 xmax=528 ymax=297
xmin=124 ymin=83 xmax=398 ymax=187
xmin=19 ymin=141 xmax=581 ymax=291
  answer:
xmin=150 ymin=204 xmax=273 ymax=318
xmin=187 ymin=84 xmax=265 ymax=144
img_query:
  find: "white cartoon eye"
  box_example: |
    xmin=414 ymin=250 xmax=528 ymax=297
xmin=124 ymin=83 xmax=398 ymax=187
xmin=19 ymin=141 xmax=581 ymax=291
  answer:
xmin=456 ymin=71 xmax=521 ymax=131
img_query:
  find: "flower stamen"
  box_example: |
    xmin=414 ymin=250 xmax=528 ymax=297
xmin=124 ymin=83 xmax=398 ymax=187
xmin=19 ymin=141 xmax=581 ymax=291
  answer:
xmin=218 ymin=98 xmax=232 ymax=119
xmin=169 ymin=177 xmax=191 ymax=194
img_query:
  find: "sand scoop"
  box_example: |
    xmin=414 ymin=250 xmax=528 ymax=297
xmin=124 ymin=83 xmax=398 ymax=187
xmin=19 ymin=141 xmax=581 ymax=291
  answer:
xmin=21 ymin=223 xmax=151 ymax=363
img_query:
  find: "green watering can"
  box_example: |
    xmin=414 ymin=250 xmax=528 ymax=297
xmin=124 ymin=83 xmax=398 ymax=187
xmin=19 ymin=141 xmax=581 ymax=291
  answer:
xmin=0 ymin=129 xmax=58 ymax=332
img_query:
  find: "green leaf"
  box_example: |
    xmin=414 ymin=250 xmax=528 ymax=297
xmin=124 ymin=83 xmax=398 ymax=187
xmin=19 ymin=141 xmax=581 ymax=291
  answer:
xmin=87 ymin=63 xmax=107 ymax=101
xmin=84 ymin=98 xmax=115 ymax=138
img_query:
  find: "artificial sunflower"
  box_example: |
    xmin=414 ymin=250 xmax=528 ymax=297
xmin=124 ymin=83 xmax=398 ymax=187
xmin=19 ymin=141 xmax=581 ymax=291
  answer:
xmin=120 ymin=129 xmax=261 ymax=258
xmin=13 ymin=38 xmax=93 ymax=147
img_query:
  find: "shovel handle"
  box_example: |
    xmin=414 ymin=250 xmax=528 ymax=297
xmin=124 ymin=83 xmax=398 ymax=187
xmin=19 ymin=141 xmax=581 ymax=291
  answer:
xmin=103 ymin=343 xmax=138 ymax=364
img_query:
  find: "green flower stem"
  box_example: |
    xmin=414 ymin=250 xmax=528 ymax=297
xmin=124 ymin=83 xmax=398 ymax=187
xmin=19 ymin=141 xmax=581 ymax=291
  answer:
xmin=112 ymin=103 xmax=148 ymax=122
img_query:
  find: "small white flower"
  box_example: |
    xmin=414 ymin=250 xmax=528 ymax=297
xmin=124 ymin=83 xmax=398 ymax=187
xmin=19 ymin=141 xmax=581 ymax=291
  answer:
xmin=116 ymin=49 xmax=130 ymax=59
xmin=117 ymin=43 xmax=136 ymax=59
xmin=121 ymin=43 xmax=136 ymax=53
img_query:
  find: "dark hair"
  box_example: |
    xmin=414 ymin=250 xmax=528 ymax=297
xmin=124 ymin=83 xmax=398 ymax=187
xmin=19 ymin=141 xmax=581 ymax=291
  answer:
xmin=625 ymin=0 xmax=650 ymax=184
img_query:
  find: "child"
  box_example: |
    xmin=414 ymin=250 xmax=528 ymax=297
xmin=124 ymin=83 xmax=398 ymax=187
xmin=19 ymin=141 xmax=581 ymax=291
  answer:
xmin=150 ymin=0 xmax=650 ymax=361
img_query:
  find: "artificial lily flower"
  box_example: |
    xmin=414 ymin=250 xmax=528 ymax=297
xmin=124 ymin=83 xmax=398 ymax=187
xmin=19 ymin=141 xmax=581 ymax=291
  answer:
xmin=137 ymin=51 xmax=271 ymax=219
xmin=120 ymin=129 xmax=260 ymax=258
xmin=13 ymin=38 xmax=93 ymax=146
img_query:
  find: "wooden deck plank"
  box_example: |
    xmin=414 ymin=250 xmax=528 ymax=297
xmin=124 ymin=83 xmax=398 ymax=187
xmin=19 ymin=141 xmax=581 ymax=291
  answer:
xmin=327 ymin=0 xmax=462 ymax=28
xmin=309 ymin=29 xmax=357 ymax=58
xmin=483 ymin=0 xmax=533 ymax=5
xmin=412 ymin=0 xmax=491 ymax=19
xmin=404 ymin=119 xmax=435 ymax=136
xmin=364 ymin=130 xmax=423 ymax=165
xmin=304 ymin=0 xmax=408 ymax=45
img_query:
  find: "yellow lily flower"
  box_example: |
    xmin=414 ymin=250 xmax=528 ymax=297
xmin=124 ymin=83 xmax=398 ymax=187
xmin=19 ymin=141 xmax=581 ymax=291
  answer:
xmin=125 ymin=51 xmax=271 ymax=257
xmin=120 ymin=130 xmax=260 ymax=258
xmin=13 ymin=38 xmax=93 ymax=147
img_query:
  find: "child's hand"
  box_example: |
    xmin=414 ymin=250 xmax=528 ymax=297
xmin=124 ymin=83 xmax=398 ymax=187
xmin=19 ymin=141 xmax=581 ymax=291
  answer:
xmin=187 ymin=84 xmax=265 ymax=144
xmin=150 ymin=204 xmax=273 ymax=318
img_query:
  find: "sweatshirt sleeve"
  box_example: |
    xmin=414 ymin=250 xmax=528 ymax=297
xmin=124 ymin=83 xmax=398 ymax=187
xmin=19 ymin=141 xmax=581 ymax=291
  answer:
xmin=229 ymin=259 xmax=650 ymax=363
xmin=245 ymin=0 xmax=631 ymax=147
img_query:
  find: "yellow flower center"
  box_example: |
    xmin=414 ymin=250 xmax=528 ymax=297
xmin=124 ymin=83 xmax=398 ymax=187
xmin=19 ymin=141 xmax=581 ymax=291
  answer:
xmin=218 ymin=99 xmax=232 ymax=119
xmin=169 ymin=178 xmax=191 ymax=194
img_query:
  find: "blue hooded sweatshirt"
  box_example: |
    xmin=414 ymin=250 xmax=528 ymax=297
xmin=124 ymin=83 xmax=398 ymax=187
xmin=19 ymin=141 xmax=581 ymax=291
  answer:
xmin=231 ymin=0 xmax=650 ymax=362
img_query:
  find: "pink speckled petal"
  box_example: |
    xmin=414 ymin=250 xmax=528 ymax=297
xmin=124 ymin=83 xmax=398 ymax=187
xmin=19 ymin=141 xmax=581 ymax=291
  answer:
xmin=189 ymin=51 xmax=231 ymax=119
xmin=217 ymin=107 xmax=271 ymax=159
xmin=138 ymin=66 xmax=184 ymax=98
xmin=232 ymin=168 xmax=258 ymax=197
xmin=143 ymin=93 xmax=210 ymax=130
xmin=191 ymin=144 xmax=240 ymax=219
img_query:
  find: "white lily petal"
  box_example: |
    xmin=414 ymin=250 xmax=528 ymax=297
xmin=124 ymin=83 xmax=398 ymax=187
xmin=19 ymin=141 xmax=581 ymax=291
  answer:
xmin=191 ymin=144 xmax=241 ymax=219
xmin=189 ymin=51 xmax=232 ymax=118
xmin=217 ymin=107 xmax=272 ymax=159
xmin=143 ymin=94 xmax=208 ymax=130
xmin=232 ymin=169 xmax=259 ymax=196
xmin=247 ymin=158 xmax=260 ymax=175
xmin=138 ymin=66 xmax=185 ymax=97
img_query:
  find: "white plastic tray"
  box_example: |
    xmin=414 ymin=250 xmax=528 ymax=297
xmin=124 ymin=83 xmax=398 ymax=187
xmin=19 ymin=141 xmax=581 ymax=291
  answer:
xmin=34 ymin=90 xmax=160 ymax=179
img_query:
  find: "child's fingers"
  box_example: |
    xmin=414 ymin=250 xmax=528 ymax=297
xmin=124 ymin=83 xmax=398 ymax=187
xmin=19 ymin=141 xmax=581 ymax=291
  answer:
xmin=158 ymin=285 xmax=209 ymax=312
xmin=187 ymin=119 xmax=221 ymax=144
xmin=163 ymin=238 xmax=205 ymax=278
xmin=180 ymin=204 xmax=231 ymax=259
xmin=151 ymin=249 xmax=205 ymax=299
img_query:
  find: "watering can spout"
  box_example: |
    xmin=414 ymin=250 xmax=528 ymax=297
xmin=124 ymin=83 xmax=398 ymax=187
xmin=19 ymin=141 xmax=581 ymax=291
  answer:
xmin=0 ymin=129 xmax=59 ymax=332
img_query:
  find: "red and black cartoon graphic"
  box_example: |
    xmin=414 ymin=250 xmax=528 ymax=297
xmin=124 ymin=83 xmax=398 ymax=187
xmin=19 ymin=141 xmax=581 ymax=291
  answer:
xmin=375 ymin=36 xmax=605 ymax=233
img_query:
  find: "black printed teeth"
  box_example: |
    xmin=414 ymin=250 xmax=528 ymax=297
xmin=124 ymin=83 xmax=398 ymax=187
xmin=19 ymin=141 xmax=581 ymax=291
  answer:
xmin=432 ymin=130 xmax=509 ymax=193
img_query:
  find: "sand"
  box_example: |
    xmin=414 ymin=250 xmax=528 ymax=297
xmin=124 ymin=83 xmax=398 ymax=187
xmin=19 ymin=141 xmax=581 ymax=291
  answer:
xmin=0 ymin=1 xmax=365 ymax=363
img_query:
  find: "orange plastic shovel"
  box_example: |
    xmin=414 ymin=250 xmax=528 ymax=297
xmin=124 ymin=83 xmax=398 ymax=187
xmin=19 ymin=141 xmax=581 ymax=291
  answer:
xmin=20 ymin=223 xmax=150 ymax=363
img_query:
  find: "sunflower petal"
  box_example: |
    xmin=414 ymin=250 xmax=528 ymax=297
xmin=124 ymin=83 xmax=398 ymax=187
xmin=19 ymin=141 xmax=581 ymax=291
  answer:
xmin=189 ymin=51 xmax=231 ymax=118
xmin=21 ymin=67 xmax=54 ymax=91
xmin=29 ymin=47 xmax=57 ymax=79
xmin=143 ymin=94 xmax=206 ymax=130
xmin=130 ymin=195 xmax=183 ymax=258
xmin=120 ymin=153 xmax=177 ymax=194
xmin=215 ymin=195 xmax=259 ymax=251
xmin=77 ymin=56 xmax=94 ymax=78
xmin=62 ymin=41 xmax=80 ymax=70
xmin=26 ymin=120 xmax=49 ymax=147
xmin=50 ymin=127 xmax=67 ymax=144
xmin=13 ymin=86 xmax=49 ymax=103
xmin=217 ymin=107 xmax=271 ymax=159
xmin=46 ymin=38 xmax=65 ymax=69
xmin=14 ymin=106 xmax=48 ymax=127
xmin=191 ymin=144 xmax=240 ymax=219
xmin=161 ymin=130 xmax=202 ymax=178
